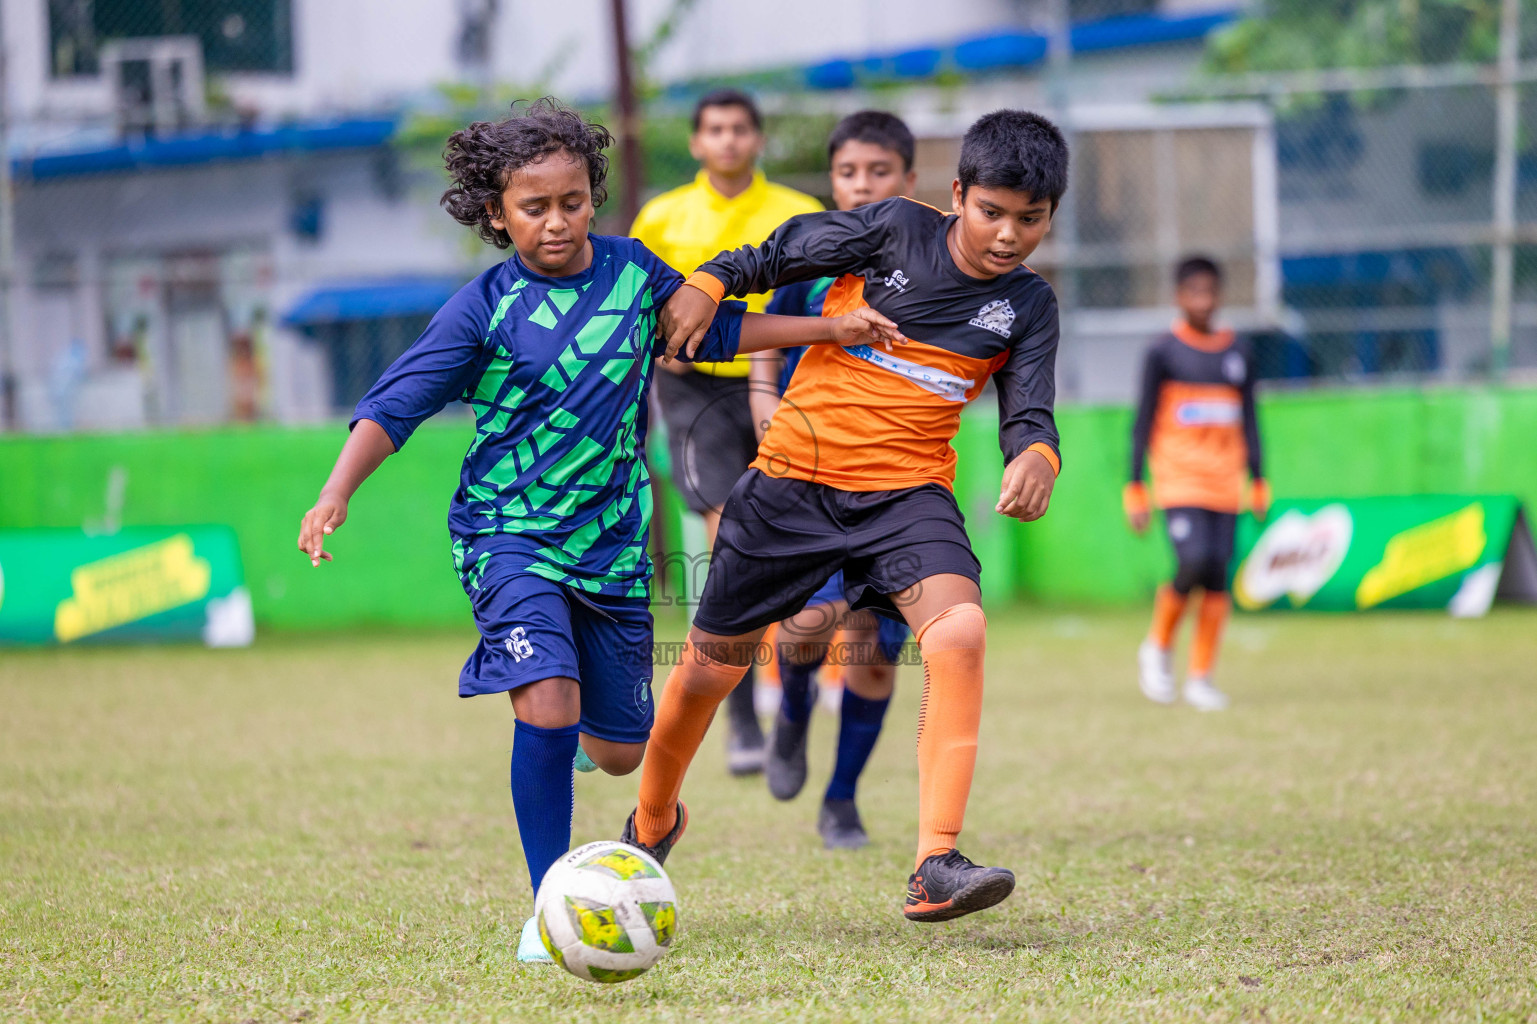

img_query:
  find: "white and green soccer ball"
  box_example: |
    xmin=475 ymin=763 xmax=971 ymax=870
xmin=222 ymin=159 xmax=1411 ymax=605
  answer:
xmin=534 ymin=840 xmax=677 ymax=983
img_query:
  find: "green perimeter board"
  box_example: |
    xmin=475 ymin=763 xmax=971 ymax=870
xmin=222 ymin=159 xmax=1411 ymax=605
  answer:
xmin=0 ymin=525 xmax=247 ymax=644
xmin=1232 ymin=495 xmax=1521 ymax=612
xmin=1 ymin=386 xmax=1534 ymax=628
xmin=1013 ymin=385 xmax=1537 ymax=606
xmin=0 ymin=422 xmax=478 ymax=631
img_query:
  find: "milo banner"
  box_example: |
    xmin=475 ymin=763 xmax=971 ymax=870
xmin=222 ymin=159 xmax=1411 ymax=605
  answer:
xmin=0 ymin=526 xmax=255 ymax=646
xmin=1234 ymin=496 xmax=1537 ymax=616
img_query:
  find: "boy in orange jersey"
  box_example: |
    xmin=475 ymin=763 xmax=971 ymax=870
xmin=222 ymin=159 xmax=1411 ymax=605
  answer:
xmin=752 ymin=110 xmax=920 ymax=851
xmin=623 ymin=110 xmax=1068 ymax=923
xmin=1124 ymin=256 xmax=1269 ymax=711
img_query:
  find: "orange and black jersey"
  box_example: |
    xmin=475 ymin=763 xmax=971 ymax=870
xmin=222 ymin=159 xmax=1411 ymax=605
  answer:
xmin=1130 ymin=322 xmax=1263 ymax=514
xmin=692 ymin=196 xmax=1061 ymax=493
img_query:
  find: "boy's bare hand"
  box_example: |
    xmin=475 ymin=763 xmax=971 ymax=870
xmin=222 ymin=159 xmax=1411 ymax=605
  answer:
xmin=996 ymin=449 xmax=1055 ymax=521
xmin=830 ymin=307 xmax=904 ymax=351
xmin=658 ymin=284 xmax=720 ymax=363
xmin=298 ymin=492 xmax=348 ymax=566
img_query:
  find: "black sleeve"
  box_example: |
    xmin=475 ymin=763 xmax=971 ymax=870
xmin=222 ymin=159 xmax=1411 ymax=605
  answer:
xmin=994 ymin=290 xmax=1061 ymax=467
xmin=1241 ymin=346 xmax=1264 ymax=478
xmin=696 ymin=198 xmax=900 ymax=296
xmin=1129 ymin=342 xmax=1164 ymax=482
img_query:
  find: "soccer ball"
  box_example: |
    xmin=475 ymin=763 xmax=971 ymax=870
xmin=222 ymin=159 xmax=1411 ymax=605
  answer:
xmin=534 ymin=840 xmax=677 ymax=983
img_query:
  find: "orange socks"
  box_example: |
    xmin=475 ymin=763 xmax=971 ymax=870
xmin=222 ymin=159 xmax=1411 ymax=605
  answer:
xmin=1148 ymin=584 xmax=1188 ymax=650
xmin=913 ymin=603 xmax=987 ymax=870
xmin=1189 ymin=591 xmax=1230 ymax=678
xmin=635 ymin=641 xmax=747 ymax=845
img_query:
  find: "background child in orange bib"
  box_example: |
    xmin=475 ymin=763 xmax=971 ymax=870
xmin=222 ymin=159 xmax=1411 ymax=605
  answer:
xmin=1124 ymin=256 xmax=1270 ymax=711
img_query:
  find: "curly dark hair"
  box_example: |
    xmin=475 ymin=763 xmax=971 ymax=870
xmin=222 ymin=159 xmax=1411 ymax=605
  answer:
xmin=441 ymin=97 xmax=614 ymax=249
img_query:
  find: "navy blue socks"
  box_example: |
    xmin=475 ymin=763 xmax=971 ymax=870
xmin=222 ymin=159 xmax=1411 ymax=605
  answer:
xmin=779 ymin=657 xmax=821 ymax=724
xmin=825 ymin=689 xmax=890 ymax=802
xmin=509 ymin=719 xmax=579 ymax=897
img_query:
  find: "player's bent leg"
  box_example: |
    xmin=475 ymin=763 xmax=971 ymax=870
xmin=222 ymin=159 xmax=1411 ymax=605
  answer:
xmin=580 ymin=735 xmax=647 ymax=776
xmin=1139 ymin=584 xmax=1184 ymax=705
xmin=819 ymin=613 xmax=896 ymax=849
xmin=1185 ymin=588 xmax=1232 ymax=711
xmin=703 ymin=506 xmax=768 ymax=775
xmin=1183 ymin=512 xmax=1235 ymax=710
xmin=892 ymin=577 xmax=1014 ymax=920
xmin=566 ymin=585 xmax=655 ymax=773
xmin=623 ymin=626 xmax=766 ymax=862
xmin=767 ymin=600 xmax=842 ymax=801
xmin=507 ymin=677 xmax=582 ymax=963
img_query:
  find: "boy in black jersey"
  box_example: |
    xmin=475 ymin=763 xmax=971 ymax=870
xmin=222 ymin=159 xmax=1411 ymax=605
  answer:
xmin=627 ymin=111 xmax=1067 ymax=923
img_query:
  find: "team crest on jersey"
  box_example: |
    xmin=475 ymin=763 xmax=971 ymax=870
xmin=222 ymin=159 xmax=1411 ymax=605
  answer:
xmin=1223 ymin=351 xmax=1247 ymax=385
xmin=969 ymin=299 xmax=1015 ymax=337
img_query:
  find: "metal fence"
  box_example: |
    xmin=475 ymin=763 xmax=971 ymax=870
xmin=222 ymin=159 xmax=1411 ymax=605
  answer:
xmin=3 ymin=0 xmax=1536 ymax=433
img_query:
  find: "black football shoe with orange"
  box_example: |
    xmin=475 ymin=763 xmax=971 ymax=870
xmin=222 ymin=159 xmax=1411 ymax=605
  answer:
xmin=619 ymin=801 xmax=688 ymax=866
xmin=904 ymin=849 xmax=1015 ymax=922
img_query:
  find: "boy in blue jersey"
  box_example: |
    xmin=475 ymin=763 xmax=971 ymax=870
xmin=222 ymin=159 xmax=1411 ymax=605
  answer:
xmin=296 ymin=99 xmax=897 ymax=962
xmin=750 ymin=111 xmax=919 ymax=849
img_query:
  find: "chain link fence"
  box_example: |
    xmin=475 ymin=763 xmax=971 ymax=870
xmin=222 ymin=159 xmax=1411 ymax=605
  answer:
xmin=3 ymin=0 xmax=1535 ymax=432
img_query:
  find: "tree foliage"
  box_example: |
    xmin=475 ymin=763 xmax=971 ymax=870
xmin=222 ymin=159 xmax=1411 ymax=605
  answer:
xmin=1203 ymin=0 xmax=1522 ymax=75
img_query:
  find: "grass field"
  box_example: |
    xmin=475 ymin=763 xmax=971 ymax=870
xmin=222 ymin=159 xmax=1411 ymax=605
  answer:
xmin=3 ymin=608 xmax=1536 ymax=1022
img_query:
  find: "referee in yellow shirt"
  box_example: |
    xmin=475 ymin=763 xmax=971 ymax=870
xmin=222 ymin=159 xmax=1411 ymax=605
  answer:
xmin=632 ymin=88 xmax=823 ymax=775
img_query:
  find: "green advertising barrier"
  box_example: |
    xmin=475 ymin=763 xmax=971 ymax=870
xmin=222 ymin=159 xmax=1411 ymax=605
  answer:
xmin=0 ymin=526 xmax=255 ymax=645
xmin=0 ymin=385 xmax=1533 ymax=627
xmin=1233 ymin=497 xmax=1537 ymax=615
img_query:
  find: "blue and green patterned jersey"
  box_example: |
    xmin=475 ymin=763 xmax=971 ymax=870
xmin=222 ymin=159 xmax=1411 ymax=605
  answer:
xmin=352 ymin=235 xmax=744 ymax=599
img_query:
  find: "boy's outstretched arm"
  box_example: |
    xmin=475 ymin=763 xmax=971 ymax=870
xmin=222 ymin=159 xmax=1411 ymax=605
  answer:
xmin=297 ymin=284 xmax=487 ymax=566
xmin=659 ymin=199 xmax=900 ymax=360
xmin=299 ymin=419 xmax=397 ymax=566
xmin=736 ymin=307 xmax=901 ymax=355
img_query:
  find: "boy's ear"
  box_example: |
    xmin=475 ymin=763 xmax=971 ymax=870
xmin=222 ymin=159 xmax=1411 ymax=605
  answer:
xmin=950 ymin=178 xmax=965 ymax=216
xmin=485 ymin=199 xmax=506 ymax=232
xmin=903 ymin=170 xmax=918 ymax=195
xmin=687 ymin=134 xmax=705 ymax=163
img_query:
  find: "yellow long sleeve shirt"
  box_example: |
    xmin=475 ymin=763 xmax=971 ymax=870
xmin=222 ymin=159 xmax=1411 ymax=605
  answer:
xmin=630 ymin=169 xmax=823 ymax=375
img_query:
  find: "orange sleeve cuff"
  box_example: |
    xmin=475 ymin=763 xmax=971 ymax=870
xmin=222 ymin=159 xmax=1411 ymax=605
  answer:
xmin=684 ymin=271 xmax=726 ymax=304
xmin=1250 ymin=478 xmax=1271 ymax=513
xmin=1123 ymin=481 xmax=1150 ymax=517
xmin=1026 ymin=442 xmax=1061 ymax=476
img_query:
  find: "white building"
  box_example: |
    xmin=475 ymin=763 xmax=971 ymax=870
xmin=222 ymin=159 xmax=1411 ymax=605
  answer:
xmin=6 ymin=0 xmax=1359 ymax=429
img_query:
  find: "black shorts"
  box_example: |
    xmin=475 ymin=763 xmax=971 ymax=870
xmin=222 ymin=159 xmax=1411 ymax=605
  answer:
xmin=694 ymin=469 xmax=982 ymax=636
xmin=655 ymin=369 xmax=758 ymax=515
xmin=1164 ymin=506 xmax=1237 ymax=594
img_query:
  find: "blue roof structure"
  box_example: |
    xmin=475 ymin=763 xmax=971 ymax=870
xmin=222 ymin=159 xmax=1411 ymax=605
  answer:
xmin=13 ymin=118 xmax=397 ymax=182
xmin=800 ymin=8 xmax=1237 ymax=92
xmin=283 ymin=276 xmax=464 ymax=328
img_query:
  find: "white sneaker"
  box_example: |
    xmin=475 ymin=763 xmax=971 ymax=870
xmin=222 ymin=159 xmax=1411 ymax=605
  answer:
xmin=1138 ymin=640 xmax=1176 ymax=704
xmin=517 ymin=915 xmax=553 ymax=963
xmin=1183 ymin=676 xmax=1230 ymax=711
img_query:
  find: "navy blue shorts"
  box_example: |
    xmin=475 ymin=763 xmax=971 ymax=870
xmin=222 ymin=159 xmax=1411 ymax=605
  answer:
xmin=696 ymin=469 xmax=981 ymax=636
xmin=460 ymin=573 xmax=655 ymax=745
xmin=805 ymin=569 xmax=912 ymax=664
